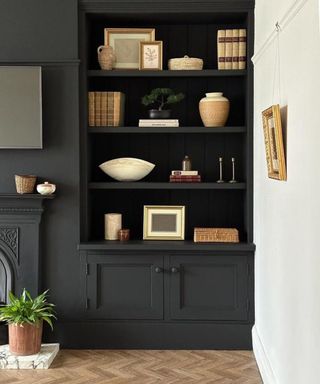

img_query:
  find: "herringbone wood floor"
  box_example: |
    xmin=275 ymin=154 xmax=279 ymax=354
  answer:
xmin=0 ymin=350 xmax=262 ymax=383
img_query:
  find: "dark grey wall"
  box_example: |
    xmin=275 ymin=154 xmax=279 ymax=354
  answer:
xmin=0 ymin=0 xmax=80 ymax=319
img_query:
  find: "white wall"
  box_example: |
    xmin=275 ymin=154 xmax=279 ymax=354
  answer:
xmin=253 ymin=0 xmax=320 ymax=383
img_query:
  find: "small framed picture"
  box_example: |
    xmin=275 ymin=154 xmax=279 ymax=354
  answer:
xmin=262 ymin=104 xmax=287 ymax=180
xmin=104 ymin=28 xmax=155 ymax=69
xmin=143 ymin=205 xmax=185 ymax=240
xmin=139 ymin=41 xmax=163 ymax=70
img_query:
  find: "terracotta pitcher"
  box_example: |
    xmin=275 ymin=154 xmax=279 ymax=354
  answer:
xmin=97 ymin=45 xmax=115 ymax=70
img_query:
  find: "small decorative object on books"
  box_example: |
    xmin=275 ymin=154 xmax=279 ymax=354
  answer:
xmin=168 ymin=55 xmax=203 ymax=70
xmin=99 ymin=157 xmax=155 ymax=181
xmin=97 ymin=45 xmax=115 ymax=70
xmin=105 ymin=213 xmax=122 ymax=240
xmin=182 ymin=155 xmax=192 ymax=171
xmin=194 ymin=228 xmax=239 ymax=243
xmin=88 ymin=91 xmax=125 ymax=127
xmin=262 ymin=104 xmax=286 ymax=180
xmin=142 ymin=88 xmax=184 ymax=119
xmin=104 ymin=28 xmax=155 ymax=69
xmin=199 ymin=92 xmax=230 ymax=127
xmin=139 ymin=119 xmax=179 ymax=127
xmin=143 ymin=205 xmax=185 ymax=240
xmin=217 ymin=29 xmax=246 ymax=70
xmin=36 ymin=181 xmax=56 ymax=195
xmin=15 ymin=175 xmax=37 ymax=194
xmin=139 ymin=41 xmax=163 ymax=70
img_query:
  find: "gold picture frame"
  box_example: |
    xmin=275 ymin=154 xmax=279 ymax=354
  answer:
xmin=143 ymin=205 xmax=185 ymax=240
xmin=139 ymin=41 xmax=163 ymax=70
xmin=104 ymin=28 xmax=155 ymax=69
xmin=262 ymin=104 xmax=287 ymax=180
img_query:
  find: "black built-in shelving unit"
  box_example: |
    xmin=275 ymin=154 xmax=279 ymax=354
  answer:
xmin=79 ymin=0 xmax=254 ymax=349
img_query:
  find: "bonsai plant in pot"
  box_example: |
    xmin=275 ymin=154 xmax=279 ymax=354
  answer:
xmin=0 ymin=289 xmax=56 ymax=356
xmin=142 ymin=88 xmax=185 ymax=119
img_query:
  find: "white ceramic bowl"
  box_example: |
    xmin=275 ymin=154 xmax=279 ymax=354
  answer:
xmin=99 ymin=157 xmax=155 ymax=181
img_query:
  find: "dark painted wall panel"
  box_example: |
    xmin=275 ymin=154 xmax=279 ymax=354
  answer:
xmin=0 ymin=0 xmax=78 ymax=61
xmin=0 ymin=66 xmax=80 ymax=318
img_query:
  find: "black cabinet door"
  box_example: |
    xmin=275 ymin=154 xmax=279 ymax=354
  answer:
xmin=169 ymin=255 xmax=249 ymax=321
xmin=86 ymin=254 xmax=163 ymax=320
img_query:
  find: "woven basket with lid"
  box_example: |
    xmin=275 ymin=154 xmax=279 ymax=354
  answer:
xmin=168 ymin=55 xmax=203 ymax=70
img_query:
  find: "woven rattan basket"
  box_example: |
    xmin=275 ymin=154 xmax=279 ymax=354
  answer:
xmin=15 ymin=175 xmax=37 ymax=194
xmin=168 ymin=55 xmax=203 ymax=70
xmin=194 ymin=227 xmax=239 ymax=243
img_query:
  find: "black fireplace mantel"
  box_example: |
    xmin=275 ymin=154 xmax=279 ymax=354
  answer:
xmin=0 ymin=193 xmax=55 ymax=300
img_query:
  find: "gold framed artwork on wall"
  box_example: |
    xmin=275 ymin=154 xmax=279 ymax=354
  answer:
xmin=139 ymin=41 xmax=163 ymax=70
xmin=143 ymin=205 xmax=185 ymax=240
xmin=262 ymin=104 xmax=287 ymax=180
xmin=104 ymin=28 xmax=155 ymax=69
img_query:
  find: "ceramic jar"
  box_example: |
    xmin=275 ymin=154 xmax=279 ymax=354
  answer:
xmin=36 ymin=181 xmax=56 ymax=195
xmin=199 ymin=92 xmax=230 ymax=127
xmin=97 ymin=45 xmax=115 ymax=70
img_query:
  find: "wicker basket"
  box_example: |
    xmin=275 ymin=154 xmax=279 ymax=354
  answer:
xmin=15 ymin=175 xmax=37 ymax=194
xmin=193 ymin=227 xmax=239 ymax=243
xmin=168 ymin=55 xmax=203 ymax=70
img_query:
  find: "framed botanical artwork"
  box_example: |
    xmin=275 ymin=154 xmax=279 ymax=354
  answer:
xmin=262 ymin=104 xmax=287 ymax=180
xmin=139 ymin=41 xmax=163 ymax=70
xmin=104 ymin=28 xmax=155 ymax=69
xmin=143 ymin=205 xmax=185 ymax=240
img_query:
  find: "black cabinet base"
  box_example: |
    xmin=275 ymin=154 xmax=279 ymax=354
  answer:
xmin=45 ymin=321 xmax=253 ymax=350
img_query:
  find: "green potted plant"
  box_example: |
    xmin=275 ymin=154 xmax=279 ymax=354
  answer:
xmin=0 ymin=289 xmax=56 ymax=356
xmin=142 ymin=88 xmax=185 ymax=119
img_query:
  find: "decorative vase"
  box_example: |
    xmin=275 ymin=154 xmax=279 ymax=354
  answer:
xmin=148 ymin=109 xmax=171 ymax=119
xmin=36 ymin=181 xmax=56 ymax=195
xmin=97 ymin=45 xmax=115 ymax=70
xmin=9 ymin=321 xmax=43 ymax=356
xmin=199 ymin=92 xmax=230 ymax=127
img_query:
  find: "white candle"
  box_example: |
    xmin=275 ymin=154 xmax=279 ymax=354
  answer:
xmin=104 ymin=213 xmax=122 ymax=240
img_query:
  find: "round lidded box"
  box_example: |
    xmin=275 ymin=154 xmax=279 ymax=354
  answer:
xmin=168 ymin=55 xmax=203 ymax=70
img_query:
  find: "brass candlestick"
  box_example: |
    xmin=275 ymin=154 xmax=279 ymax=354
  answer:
xmin=216 ymin=157 xmax=225 ymax=183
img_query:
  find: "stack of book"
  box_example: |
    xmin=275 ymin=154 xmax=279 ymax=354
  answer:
xmin=169 ymin=170 xmax=201 ymax=183
xmin=217 ymin=29 xmax=246 ymax=70
xmin=139 ymin=119 xmax=179 ymax=127
xmin=88 ymin=91 xmax=125 ymax=127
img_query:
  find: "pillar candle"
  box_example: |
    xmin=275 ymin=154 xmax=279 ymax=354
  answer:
xmin=104 ymin=213 xmax=122 ymax=240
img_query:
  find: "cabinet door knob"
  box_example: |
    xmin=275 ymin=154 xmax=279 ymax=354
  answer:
xmin=171 ymin=267 xmax=179 ymax=273
xmin=154 ymin=266 xmax=162 ymax=273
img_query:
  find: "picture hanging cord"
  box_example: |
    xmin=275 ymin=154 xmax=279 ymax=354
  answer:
xmin=272 ymin=22 xmax=282 ymax=104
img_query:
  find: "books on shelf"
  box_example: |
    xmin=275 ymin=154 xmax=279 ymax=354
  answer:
xmin=217 ymin=29 xmax=246 ymax=70
xmin=171 ymin=170 xmax=198 ymax=176
xmin=139 ymin=119 xmax=179 ymax=127
xmin=88 ymin=91 xmax=125 ymax=127
xmin=169 ymin=175 xmax=201 ymax=183
xmin=239 ymin=29 xmax=247 ymax=70
xmin=217 ymin=30 xmax=226 ymax=70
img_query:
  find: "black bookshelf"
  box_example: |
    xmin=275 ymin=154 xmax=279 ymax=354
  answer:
xmin=79 ymin=0 xmax=255 ymax=349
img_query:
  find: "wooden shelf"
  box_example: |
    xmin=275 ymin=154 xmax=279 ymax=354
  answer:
xmin=88 ymin=126 xmax=246 ymax=134
xmin=88 ymin=69 xmax=247 ymax=78
xmin=78 ymin=240 xmax=255 ymax=252
xmin=89 ymin=182 xmax=246 ymax=190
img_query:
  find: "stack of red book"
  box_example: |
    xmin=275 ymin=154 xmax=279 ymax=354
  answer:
xmin=169 ymin=170 xmax=201 ymax=183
